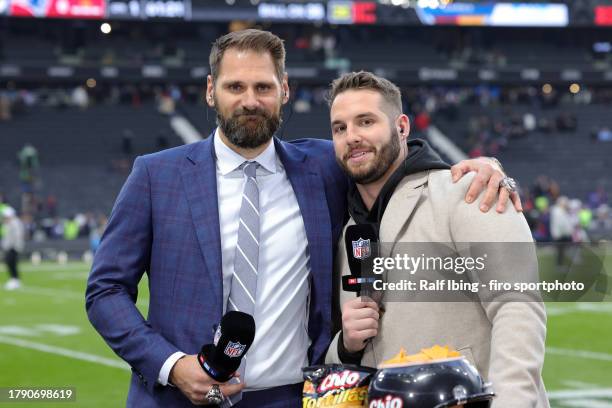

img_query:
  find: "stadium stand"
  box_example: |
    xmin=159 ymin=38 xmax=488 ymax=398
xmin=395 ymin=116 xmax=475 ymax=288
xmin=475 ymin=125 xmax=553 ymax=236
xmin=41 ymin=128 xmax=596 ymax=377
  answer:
xmin=1 ymin=18 xmax=611 ymax=252
xmin=432 ymin=96 xmax=612 ymax=199
xmin=0 ymin=102 xmax=182 ymax=214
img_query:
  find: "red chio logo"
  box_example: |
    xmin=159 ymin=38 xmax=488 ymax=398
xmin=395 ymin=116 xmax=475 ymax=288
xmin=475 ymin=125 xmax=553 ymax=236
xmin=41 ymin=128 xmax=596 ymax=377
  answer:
xmin=317 ymin=370 xmax=360 ymax=393
xmin=369 ymin=395 xmax=403 ymax=408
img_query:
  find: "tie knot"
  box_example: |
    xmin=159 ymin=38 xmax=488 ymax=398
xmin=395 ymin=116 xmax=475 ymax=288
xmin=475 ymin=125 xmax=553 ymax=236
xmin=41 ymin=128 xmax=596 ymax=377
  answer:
xmin=243 ymin=161 xmax=258 ymax=178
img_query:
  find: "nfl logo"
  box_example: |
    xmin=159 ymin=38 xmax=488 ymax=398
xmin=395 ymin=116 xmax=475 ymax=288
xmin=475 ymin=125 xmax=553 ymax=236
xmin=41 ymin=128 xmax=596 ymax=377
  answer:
xmin=224 ymin=341 xmax=246 ymax=358
xmin=352 ymin=238 xmax=371 ymax=260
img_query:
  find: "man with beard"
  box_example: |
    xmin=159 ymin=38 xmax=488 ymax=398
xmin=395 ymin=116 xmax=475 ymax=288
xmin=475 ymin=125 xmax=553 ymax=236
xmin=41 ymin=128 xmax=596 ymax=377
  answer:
xmin=325 ymin=71 xmax=549 ymax=408
xmin=86 ymin=30 xmax=520 ymax=407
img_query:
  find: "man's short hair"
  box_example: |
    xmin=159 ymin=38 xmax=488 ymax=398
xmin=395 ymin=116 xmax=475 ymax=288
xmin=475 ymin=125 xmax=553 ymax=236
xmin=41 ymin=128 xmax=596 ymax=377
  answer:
xmin=209 ymin=29 xmax=286 ymax=82
xmin=327 ymin=71 xmax=402 ymax=117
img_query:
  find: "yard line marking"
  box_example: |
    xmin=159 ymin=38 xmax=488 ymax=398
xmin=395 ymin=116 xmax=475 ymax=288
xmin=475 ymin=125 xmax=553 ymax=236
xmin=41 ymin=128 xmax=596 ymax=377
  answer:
xmin=0 ymin=325 xmax=81 ymax=337
xmin=555 ymin=399 xmax=612 ymax=407
xmin=548 ymin=388 xmax=612 ymax=408
xmin=51 ymin=271 xmax=90 ymax=280
xmin=547 ymin=303 xmax=612 ymax=316
xmin=563 ymin=381 xmax=603 ymax=389
xmin=22 ymin=264 xmax=91 ymax=272
xmin=36 ymin=324 xmax=81 ymax=336
xmin=16 ymin=286 xmax=150 ymax=308
xmin=547 ymin=347 xmax=612 ymax=362
xmin=0 ymin=335 xmax=129 ymax=370
xmin=0 ymin=326 xmax=40 ymax=337
xmin=548 ymin=388 xmax=612 ymax=399
xmin=19 ymin=286 xmax=83 ymax=300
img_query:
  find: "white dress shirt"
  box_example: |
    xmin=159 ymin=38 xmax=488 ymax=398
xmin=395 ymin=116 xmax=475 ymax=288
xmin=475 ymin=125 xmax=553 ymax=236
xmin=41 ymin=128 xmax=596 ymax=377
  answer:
xmin=159 ymin=130 xmax=311 ymax=389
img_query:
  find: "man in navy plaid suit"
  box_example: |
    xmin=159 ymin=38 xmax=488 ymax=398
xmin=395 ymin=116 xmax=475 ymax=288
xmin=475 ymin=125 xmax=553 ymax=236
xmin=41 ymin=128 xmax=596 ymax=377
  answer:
xmin=86 ymin=29 xmax=517 ymax=407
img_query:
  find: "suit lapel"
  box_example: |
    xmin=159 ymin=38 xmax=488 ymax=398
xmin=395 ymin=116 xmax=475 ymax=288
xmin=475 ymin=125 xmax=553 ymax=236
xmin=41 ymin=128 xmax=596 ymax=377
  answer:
xmin=379 ymin=171 xmax=429 ymax=256
xmin=180 ymin=135 xmax=223 ymax=316
xmin=275 ymin=139 xmax=331 ymax=273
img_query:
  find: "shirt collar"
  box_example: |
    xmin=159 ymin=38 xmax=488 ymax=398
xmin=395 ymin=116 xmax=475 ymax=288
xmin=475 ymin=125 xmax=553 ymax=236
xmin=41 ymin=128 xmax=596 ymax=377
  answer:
xmin=213 ymin=128 xmax=277 ymax=176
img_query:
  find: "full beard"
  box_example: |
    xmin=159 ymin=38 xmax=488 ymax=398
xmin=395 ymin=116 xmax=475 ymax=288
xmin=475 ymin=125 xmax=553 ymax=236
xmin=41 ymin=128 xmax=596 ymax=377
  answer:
xmin=216 ymin=103 xmax=282 ymax=149
xmin=337 ymin=128 xmax=401 ymax=184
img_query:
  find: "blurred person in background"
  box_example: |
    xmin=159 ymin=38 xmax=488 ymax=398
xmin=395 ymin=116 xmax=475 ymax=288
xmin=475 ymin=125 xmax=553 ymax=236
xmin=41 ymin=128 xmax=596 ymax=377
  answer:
xmin=18 ymin=143 xmax=40 ymax=196
xmin=597 ymin=126 xmax=612 ymax=142
xmin=0 ymin=194 xmax=8 ymax=240
xmin=121 ymin=129 xmax=135 ymax=157
xmin=587 ymin=185 xmax=608 ymax=209
xmin=577 ymin=203 xmax=593 ymax=238
xmin=89 ymin=214 xmax=108 ymax=254
xmin=0 ymin=92 xmax=11 ymax=121
xmin=568 ymin=199 xmax=587 ymax=242
xmin=71 ymin=85 xmax=89 ymax=109
xmin=157 ymin=91 xmax=176 ymax=115
xmin=589 ymin=205 xmax=612 ymax=242
xmin=2 ymin=207 xmax=25 ymax=291
xmin=550 ymin=196 xmax=573 ymax=266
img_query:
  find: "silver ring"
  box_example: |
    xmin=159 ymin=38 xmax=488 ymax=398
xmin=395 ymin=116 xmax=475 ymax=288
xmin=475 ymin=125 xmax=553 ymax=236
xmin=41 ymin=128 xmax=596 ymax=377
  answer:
xmin=205 ymin=384 xmax=224 ymax=405
xmin=500 ymin=176 xmax=517 ymax=194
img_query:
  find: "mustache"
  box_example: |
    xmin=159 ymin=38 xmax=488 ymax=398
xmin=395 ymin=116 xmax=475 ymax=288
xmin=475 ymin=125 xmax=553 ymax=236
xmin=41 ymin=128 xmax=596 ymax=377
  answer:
xmin=232 ymin=107 xmax=269 ymax=118
xmin=344 ymin=145 xmax=375 ymax=160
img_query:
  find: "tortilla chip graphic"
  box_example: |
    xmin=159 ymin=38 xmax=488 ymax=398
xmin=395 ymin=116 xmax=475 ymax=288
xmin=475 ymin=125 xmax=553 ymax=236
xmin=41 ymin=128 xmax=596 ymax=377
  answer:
xmin=382 ymin=345 xmax=461 ymax=366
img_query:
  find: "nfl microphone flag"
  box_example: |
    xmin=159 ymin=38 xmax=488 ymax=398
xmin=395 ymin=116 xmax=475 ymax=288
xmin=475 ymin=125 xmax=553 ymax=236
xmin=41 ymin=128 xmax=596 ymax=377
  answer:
xmin=344 ymin=224 xmax=379 ymax=296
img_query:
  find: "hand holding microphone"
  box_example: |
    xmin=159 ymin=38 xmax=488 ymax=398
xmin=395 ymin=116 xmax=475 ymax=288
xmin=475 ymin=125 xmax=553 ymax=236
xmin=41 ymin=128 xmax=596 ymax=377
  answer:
xmin=170 ymin=355 xmax=244 ymax=405
xmin=341 ymin=224 xmax=381 ymax=354
xmin=170 ymin=311 xmax=255 ymax=405
xmin=341 ymin=297 xmax=380 ymax=353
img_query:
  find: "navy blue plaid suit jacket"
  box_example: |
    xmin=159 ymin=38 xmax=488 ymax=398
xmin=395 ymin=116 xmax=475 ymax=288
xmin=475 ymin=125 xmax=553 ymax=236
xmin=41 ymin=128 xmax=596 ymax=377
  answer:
xmin=85 ymin=134 xmax=347 ymax=407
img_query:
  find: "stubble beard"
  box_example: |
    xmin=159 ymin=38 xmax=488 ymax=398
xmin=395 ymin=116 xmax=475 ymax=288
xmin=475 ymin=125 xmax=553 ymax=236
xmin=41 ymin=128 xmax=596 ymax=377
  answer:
xmin=337 ymin=128 xmax=401 ymax=185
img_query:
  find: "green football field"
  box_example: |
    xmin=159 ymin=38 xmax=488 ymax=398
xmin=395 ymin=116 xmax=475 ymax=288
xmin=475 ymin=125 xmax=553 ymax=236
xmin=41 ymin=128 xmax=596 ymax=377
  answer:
xmin=0 ymin=253 xmax=611 ymax=407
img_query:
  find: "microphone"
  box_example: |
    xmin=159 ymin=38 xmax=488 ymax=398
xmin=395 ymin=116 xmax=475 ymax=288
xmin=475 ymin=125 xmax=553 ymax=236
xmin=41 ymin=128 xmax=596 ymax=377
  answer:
xmin=197 ymin=311 xmax=256 ymax=382
xmin=343 ymin=224 xmax=378 ymax=296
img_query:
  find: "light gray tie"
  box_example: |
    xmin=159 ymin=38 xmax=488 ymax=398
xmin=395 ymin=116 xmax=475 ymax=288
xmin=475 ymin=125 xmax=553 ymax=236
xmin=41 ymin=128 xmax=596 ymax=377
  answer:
xmin=228 ymin=161 xmax=259 ymax=315
xmin=223 ymin=161 xmax=260 ymax=407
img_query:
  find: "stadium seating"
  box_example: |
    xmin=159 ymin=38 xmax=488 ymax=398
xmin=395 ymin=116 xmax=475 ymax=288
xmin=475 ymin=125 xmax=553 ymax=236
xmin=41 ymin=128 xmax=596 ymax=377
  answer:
xmin=434 ymin=103 xmax=612 ymax=199
xmin=0 ymin=103 xmax=181 ymax=214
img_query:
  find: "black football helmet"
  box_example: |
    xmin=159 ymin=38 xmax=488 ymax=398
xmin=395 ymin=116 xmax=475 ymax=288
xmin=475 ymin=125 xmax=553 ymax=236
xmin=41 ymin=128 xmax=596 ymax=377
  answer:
xmin=368 ymin=357 xmax=495 ymax=408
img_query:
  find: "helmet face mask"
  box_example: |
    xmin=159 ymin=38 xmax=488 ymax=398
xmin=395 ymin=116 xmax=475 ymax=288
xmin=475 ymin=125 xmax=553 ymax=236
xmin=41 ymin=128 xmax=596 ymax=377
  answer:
xmin=368 ymin=357 xmax=495 ymax=408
